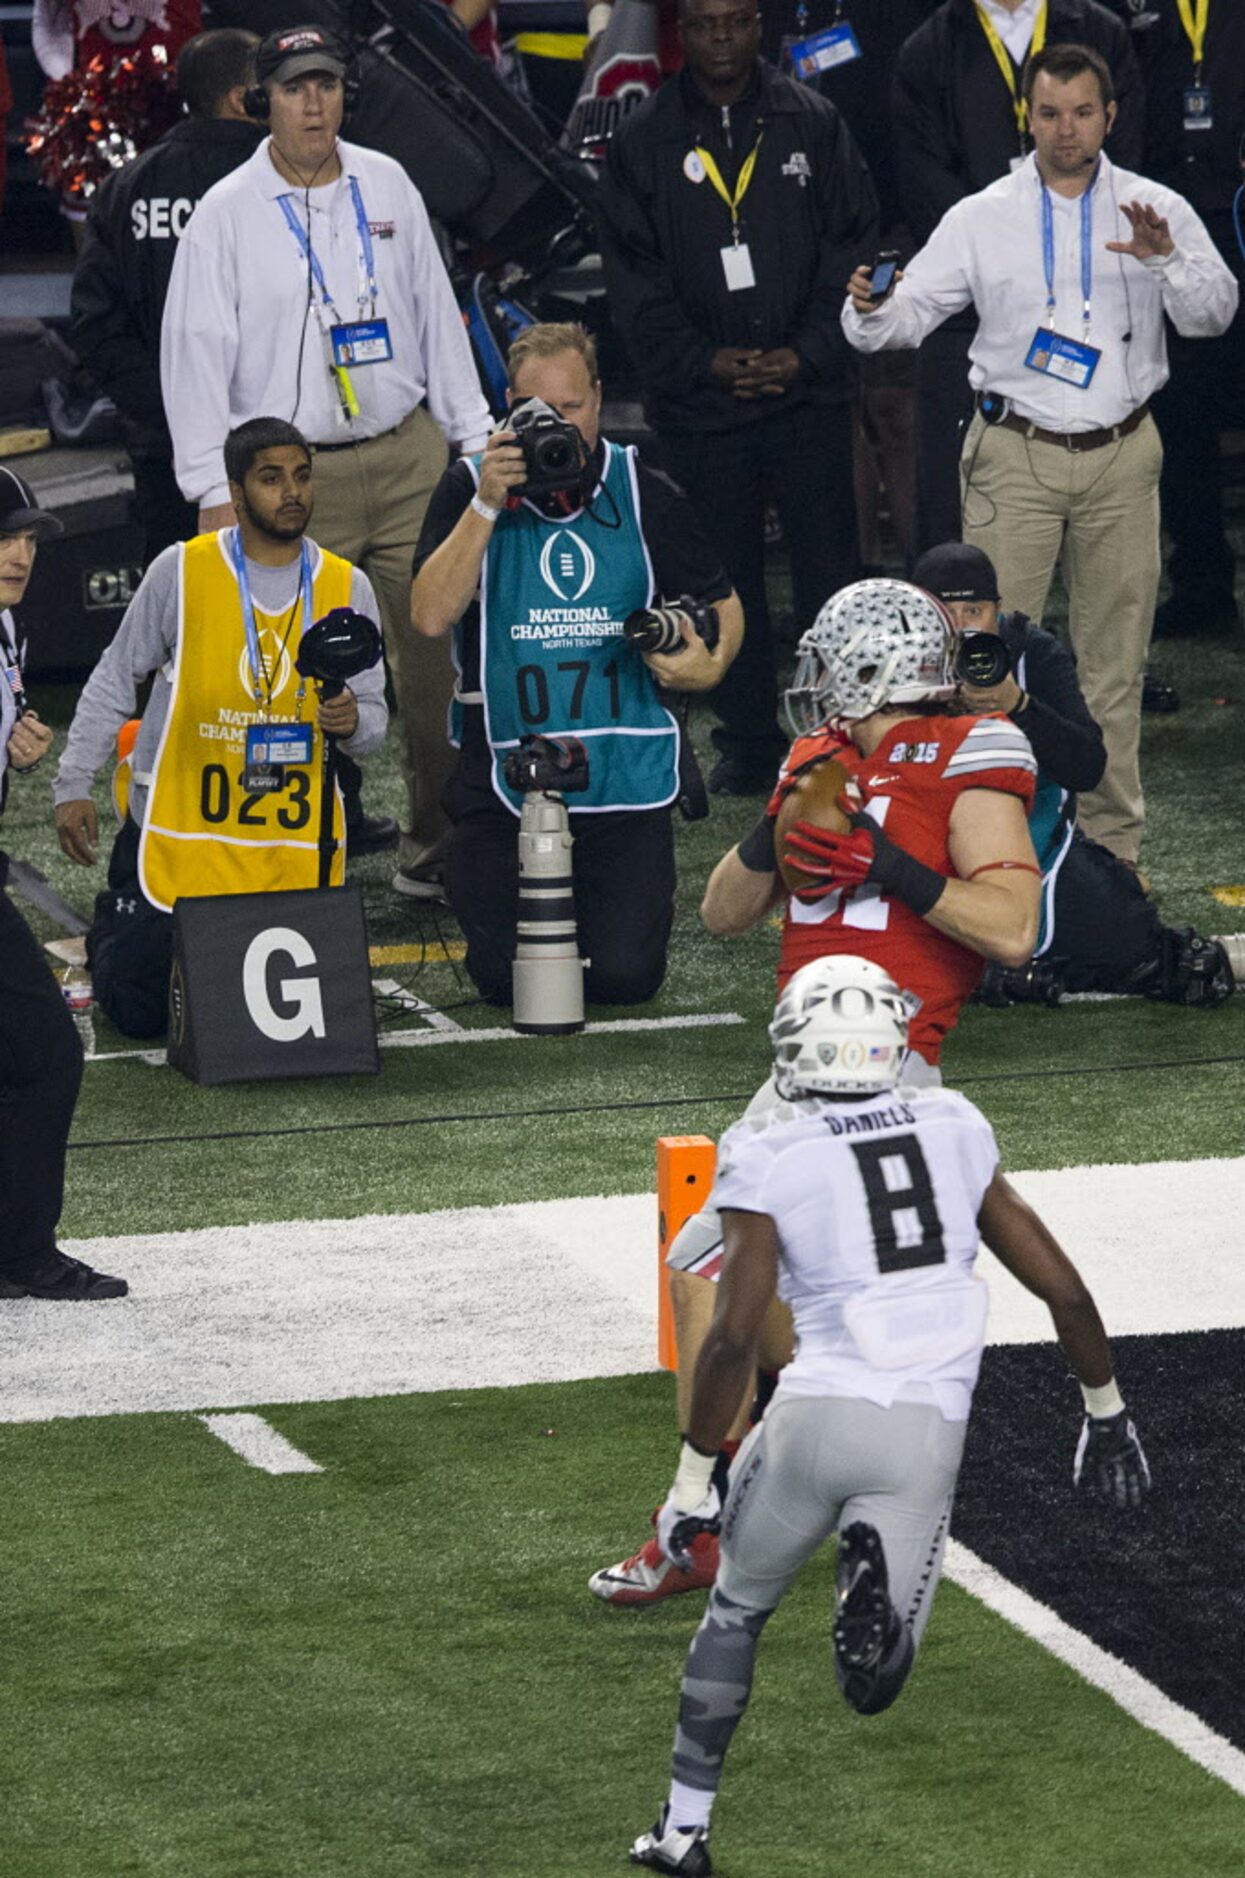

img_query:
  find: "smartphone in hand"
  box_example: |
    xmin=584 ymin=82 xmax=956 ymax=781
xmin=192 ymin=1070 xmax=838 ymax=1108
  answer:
xmin=868 ymin=251 xmax=901 ymax=304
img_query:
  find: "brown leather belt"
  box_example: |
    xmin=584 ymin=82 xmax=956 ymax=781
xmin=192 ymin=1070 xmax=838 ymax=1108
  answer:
xmin=977 ymin=397 xmax=1150 ymax=454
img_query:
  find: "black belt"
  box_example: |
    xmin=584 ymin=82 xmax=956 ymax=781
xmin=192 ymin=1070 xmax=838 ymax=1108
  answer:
xmin=310 ymin=418 xmax=405 ymax=455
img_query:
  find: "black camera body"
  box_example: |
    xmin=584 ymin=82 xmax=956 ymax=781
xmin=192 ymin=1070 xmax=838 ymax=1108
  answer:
xmin=953 ymin=629 xmax=1013 ymax=690
xmin=508 ymin=397 xmax=586 ymax=499
xmin=623 ymin=596 xmax=720 ymax=658
xmin=502 ymin=733 xmax=590 ymax=796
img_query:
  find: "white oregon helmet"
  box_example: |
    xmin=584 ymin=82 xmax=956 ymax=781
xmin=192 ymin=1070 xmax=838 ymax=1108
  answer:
xmin=785 ymin=578 xmax=955 ymax=734
xmin=770 ymin=955 xmax=911 ymax=1098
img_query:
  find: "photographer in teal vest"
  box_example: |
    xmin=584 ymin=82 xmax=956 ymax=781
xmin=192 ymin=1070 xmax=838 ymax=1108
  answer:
xmin=412 ymin=321 xmax=743 ymax=1005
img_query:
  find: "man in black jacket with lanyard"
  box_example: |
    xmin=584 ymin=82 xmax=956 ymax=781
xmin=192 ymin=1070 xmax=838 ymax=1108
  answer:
xmin=71 ymin=29 xmax=262 ymax=565
xmin=914 ymin=541 xmax=1234 ymax=1004
xmin=1103 ymin=0 xmax=1245 ymax=638
xmin=892 ymin=0 xmax=1143 ymax=551
xmin=0 ymin=469 xmax=128 ymax=1301
xmin=595 ymin=0 xmax=877 ymax=796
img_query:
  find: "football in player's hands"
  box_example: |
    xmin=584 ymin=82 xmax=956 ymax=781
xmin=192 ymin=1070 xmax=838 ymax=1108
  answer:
xmin=775 ymin=757 xmax=854 ymax=896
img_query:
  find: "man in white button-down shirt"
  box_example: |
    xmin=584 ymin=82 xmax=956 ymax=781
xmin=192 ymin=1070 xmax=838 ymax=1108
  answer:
xmin=161 ymin=23 xmax=492 ymax=897
xmin=843 ymin=42 xmax=1237 ymax=867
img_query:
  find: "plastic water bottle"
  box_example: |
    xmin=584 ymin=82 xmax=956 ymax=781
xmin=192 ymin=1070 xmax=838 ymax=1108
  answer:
xmin=61 ymin=968 xmax=94 ymax=1059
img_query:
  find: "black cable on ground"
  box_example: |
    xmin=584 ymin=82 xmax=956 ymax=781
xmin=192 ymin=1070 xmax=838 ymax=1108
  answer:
xmin=67 ymin=1049 xmax=1245 ymax=1152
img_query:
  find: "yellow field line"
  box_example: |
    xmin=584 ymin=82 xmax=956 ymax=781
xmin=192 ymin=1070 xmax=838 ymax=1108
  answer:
xmin=368 ymin=941 xmax=467 ymax=965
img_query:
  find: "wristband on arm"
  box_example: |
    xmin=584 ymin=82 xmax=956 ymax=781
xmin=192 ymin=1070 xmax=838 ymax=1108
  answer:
xmin=738 ymin=813 xmax=777 ymax=873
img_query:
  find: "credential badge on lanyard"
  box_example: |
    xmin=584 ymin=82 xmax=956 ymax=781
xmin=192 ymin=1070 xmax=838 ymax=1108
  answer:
xmin=232 ymin=527 xmax=316 ymax=790
xmin=278 ymin=177 xmax=393 ymax=423
xmin=1025 ymin=171 xmax=1102 ymax=390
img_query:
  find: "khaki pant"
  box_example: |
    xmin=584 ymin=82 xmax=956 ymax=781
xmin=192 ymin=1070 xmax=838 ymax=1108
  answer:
xmin=960 ymin=411 xmax=1162 ymax=864
xmin=310 ymin=406 xmax=451 ymax=872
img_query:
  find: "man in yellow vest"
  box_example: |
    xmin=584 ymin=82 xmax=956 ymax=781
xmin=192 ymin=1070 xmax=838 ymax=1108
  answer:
xmin=53 ymin=416 xmax=387 ymax=1038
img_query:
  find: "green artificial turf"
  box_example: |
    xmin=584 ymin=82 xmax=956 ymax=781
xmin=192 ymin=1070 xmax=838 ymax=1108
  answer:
xmin=5 ymin=1377 xmax=1242 ymax=1878
xmin=5 ymin=529 xmax=1245 ymax=1877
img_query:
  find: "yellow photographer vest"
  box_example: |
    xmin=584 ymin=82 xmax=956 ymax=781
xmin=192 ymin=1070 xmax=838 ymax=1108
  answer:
xmin=138 ymin=531 xmax=352 ymax=914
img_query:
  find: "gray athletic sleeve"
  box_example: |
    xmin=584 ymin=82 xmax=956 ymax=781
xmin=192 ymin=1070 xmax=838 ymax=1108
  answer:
xmin=337 ymin=567 xmax=388 ymax=760
xmin=53 ymin=546 xmax=182 ymax=805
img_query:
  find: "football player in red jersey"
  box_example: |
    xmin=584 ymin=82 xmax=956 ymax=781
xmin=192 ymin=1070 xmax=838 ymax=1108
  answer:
xmin=589 ymin=578 xmax=1041 ymax=1609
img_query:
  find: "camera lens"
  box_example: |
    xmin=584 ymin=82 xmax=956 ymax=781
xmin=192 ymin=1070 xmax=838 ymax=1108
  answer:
xmin=954 ymin=630 xmax=1012 ymax=689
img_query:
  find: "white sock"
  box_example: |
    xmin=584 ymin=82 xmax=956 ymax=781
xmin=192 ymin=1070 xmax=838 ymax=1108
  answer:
xmin=667 ymin=1778 xmax=715 ymax=1832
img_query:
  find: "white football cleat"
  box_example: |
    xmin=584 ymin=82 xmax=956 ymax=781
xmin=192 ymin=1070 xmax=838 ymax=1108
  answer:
xmin=630 ymin=1804 xmax=712 ymax=1874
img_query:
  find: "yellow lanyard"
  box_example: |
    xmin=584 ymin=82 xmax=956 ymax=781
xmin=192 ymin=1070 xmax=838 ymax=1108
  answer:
xmin=694 ymin=134 xmax=764 ymax=243
xmin=1175 ymin=0 xmax=1210 ymax=78
xmin=975 ymin=0 xmax=1048 ymax=138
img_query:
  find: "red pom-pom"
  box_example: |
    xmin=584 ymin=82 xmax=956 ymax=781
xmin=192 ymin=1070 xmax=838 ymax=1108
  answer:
xmin=24 ymin=47 xmax=180 ymax=206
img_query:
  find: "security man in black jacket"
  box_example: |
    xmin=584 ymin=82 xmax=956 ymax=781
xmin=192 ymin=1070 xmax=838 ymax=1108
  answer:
xmin=1103 ymin=0 xmax=1245 ymax=637
xmin=70 ymin=28 xmax=261 ymax=564
xmin=0 ymin=469 xmax=128 ymax=1300
xmin=892 ymin=0 xmax=1143 ymax=551
xmin=915 ymin=542 xmax=1233 ymax=1005
xmin=595 ymin=0 xmax=878 ymax=796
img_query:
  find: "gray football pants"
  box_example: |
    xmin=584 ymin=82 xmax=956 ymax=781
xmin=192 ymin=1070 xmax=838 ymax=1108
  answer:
xmin=670 ymin=1392 xmax=966 ymax=1796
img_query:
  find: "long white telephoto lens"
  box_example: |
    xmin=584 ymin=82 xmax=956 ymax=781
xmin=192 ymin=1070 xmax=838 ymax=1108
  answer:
xmin=512 ymin=792 xmax=586 ymax=1034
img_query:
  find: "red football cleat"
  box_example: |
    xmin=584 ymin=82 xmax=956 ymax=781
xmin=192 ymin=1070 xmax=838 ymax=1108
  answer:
xmin=589 ymin=1521 xmax=720 ymax=1606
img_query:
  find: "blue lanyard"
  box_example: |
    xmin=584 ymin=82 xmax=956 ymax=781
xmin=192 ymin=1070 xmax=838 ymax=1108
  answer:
xmin=1040 ymin=167 xmax=1097 ymax=332
xmin=277 ymin=175 xmax=377 ymax=321
xmin=231 ymin=529 xmax=313 ymax=710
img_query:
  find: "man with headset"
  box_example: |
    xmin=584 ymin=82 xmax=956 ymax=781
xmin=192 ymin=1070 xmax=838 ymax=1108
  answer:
xmin=161 ymin=22 xmax=491 ymax=904
xmin=843 ymin=42 xmax=1237 ymax=870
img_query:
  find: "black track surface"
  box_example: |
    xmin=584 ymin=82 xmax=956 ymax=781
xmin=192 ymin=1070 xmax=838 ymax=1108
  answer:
xmin=954 ymin=1331 xmax=1245 ymax=1751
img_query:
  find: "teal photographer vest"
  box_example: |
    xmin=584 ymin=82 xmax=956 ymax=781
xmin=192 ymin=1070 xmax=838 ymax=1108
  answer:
xmin=470 ymin=441 xmax=680 ymax=816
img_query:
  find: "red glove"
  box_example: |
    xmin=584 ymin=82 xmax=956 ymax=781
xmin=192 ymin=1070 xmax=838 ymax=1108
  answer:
xmin=784 ymin=815 xmax=874 ymax=898
xmin=784 ymin=808 xmax=946 ymax=917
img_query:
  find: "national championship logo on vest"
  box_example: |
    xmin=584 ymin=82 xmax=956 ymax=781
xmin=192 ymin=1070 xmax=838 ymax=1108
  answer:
xmin=474 ymin=441 xmax=679 ymax=816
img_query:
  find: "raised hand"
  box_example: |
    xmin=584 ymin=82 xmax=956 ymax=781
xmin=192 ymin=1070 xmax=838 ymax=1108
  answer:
xmin=1105 ymin=200 xmax=1174 ymax=262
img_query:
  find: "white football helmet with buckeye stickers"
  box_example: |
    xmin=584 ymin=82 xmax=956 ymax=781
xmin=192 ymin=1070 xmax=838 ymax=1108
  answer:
xmin=785 ymin=578 xmax=955 ymax=733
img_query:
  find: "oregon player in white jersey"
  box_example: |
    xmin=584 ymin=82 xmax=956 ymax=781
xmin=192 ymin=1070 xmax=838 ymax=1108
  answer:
xmin=630 ymin=955 xmax=1151 ymax=1878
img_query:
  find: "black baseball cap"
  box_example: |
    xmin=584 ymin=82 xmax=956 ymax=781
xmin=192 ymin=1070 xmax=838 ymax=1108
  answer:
xmin=255 ymin=24 xmax=348 ymax=87
xmin=0 ymin=464 xmax=64 ymax=541
xmin=912 ymin=542 xmax=999 ymax=605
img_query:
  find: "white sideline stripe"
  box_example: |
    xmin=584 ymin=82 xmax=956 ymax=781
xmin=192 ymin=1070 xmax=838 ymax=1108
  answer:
xmin=83 ymin=1010 xmax=746 ymax=1063
xmin=4 ymin=1155 xmax=1244 ymax=1426
xmin=945 ymin=1540 xmax=1245 ymax=1800
xmin=198 ymin=1411 xmax=323 ymax=1475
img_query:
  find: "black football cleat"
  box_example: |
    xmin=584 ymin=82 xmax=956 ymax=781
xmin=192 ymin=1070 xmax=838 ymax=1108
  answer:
xmin=630 ymin=1805 xmax=712 ymax=1874
xmin=0 ymin=1250 xmax=128 ymax=1300
xmin=834 ymin=1521 xmax=912 ymax=1715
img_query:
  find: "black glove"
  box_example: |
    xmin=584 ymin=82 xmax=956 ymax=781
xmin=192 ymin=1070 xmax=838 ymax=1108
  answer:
xmin=1074 ymin=1410 xmax=1151 ymax=1508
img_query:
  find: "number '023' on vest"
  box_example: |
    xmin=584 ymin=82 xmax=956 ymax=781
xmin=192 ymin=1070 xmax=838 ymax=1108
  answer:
xmin=138 ymin=532 xmax=352 ymax=914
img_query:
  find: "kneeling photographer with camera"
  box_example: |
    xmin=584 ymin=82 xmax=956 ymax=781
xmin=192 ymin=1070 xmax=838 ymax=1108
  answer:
xmin=915 ymin=543 xmax=1233 ymax=1008
xmin=411 ymin=322 xmax=742 ymax=1008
